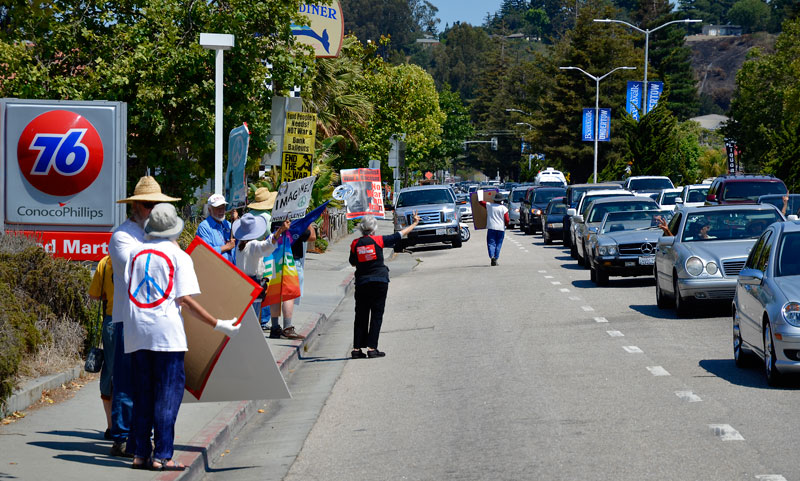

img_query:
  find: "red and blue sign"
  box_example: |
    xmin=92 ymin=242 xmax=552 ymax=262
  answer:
xmin=128 ymin=249 xmax=175 ymax=308
xmin=17 ymin=110 xmax=104 ymax=197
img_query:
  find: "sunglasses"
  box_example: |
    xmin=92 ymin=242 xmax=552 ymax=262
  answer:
xmin=138 ymin=201 xmax=158 ymax=209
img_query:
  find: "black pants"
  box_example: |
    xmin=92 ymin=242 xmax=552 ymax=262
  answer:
xmin=353 ymin=281 xmax=389 ymax=350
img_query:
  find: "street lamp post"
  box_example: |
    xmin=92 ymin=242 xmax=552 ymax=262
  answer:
xmin=560 ymin=65 xmax=636 ymax=183
xmin=505 ymin=108 xmax=533 ymax=116
xmin=593 ymin=18 xmax=700 ymax=111
xmin=200 ymin=33 xmax=235 ymax=195
xmin=516 ymin=122 xmax=534 ymax=170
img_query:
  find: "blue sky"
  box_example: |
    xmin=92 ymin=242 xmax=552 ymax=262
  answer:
xmin=431 ymin=0 xmax=504 ymax=30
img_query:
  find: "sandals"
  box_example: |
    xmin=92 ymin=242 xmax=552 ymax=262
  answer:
xmin=150 ymin=458 xmax=187 ymax=471
xmin=130 ymin=457 xmax=149 ymax=470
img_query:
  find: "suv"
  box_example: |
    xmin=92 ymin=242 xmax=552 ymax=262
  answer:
xmin=520 ymin=186 xmax=566 ymax=234
xmin=705 ymin=174 xmax=788 ymax=205
xmin=623 ymin=176 xmax=675 ymax=193
xmin=393 ymin=185 xmax=462 ymax=252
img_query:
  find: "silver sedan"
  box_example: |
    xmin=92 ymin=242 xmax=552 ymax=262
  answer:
xmin=733 ymin=220 xmax=800 ymax=386
xmin=654 ymin=204 xmax=785 ymax=317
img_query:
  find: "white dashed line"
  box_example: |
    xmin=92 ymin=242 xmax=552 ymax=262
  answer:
xmin=755 ymin=475 xmax=787 ymax=481
xmin=544 ymin=275 xmax=554 ymax=279
xmin=646 ymin=366 xmax=670 ymax=376
xmin=709 ymin=424 xmax=745 ymax=441
xmin=551 ymin=281 xmax=561 ymax=285
xmin=581 ymin=305 xmax=594 ymax=312
xmin=594 ymin=317 xmax=609 ymax=323
xmin=538 ymin=270 xmax=547 ymax=273
xmin=606 ymin=330 xmax=624 ymax=337
xmin=559 ymin=288 xmax=570 ymax=293
xmin=675 ymin=391 xmax=702 ymax=402
xmin=569 ymin=296 xmax=581 ymax=301
xmin=623 ymin=346 xmax=643 ymax=353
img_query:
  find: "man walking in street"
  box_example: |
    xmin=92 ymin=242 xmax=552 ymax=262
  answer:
xmin=108 ymin=176 xmax=180 ymax=457
xmin=484 ymin=193 xmax=509 ymax=266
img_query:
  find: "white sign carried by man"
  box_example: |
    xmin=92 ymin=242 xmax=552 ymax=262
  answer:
xmin=272 ymin=175 xmax=316 ymax=221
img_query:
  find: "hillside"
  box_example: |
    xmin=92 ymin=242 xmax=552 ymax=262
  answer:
xmin=687 ymin=32 xmax=777 ymax=114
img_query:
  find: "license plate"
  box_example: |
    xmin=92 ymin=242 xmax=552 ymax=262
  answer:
xmin=547 ymin=223 xmax=563 ymax=228
xmin=638 ymin=255 xmax=655 ymax=266
xmin=436 ymin=228 xmax=446 ymax=236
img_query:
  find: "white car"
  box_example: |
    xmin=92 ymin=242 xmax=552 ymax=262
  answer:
xmin=655 ymin=188 xmax=683 ymax=210
xmin=676 ymin=184 xmax=711 ymax=208
xmin=623 ymin=175 xmax=675 ymax=193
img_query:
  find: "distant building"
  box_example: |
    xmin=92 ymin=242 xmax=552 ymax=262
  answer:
xmin=702 ymin=25 xmax=743 ymax=36
xmin=415 ymin=34 xmax=439 ymax=47
xmin=690 ymin=114 xmax=728 ymax=131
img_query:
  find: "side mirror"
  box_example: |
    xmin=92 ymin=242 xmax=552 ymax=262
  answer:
xmin=738 ymin=268 xmax=764 ymax=286
xmin=588 ymin=226 xmax=598 ymax=234
xmin=574 ymin=215 xmax=585 ymax=224
xmin=788 ymin=215 xmax=799 ymax=221
xmin=567 ymin=208 xmax=576 ymax=216
xmin=658 ymin=236 xmax=676 ymax=246
xmin=675 ymin=198 xmax=684 ymax=204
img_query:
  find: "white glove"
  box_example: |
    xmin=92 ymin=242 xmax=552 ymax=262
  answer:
xmin=214 ymin=318 xmax=240 ymax=338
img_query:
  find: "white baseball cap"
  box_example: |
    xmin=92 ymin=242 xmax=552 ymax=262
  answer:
xmin=207 ymin=193 xmax=228 ymax=207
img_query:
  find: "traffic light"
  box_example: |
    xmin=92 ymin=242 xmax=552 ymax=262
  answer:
xmin=491 ymin=137 xmax=498 ymax=151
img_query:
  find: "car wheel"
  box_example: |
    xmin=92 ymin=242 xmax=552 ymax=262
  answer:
xmin=576 ymin=247 xmax=585 ymax=266
xmin=460 ymin=225 xmax=470 ymax=242
xmin=764 ymin=321 xmax=782 ymax=386
xmin=590 ymin=265 xmax=597 ymax=283
xmin=544 ymin=231 xmax=552 ymax=245
xmin=452 ymin=237 xmax=462 ymax=248
xmin=732 ymin=308 xmax=752 ymax=368
xmin=570 ymin=242 xmax=578 ymax=259
xmin=563 ymin=231 xmax=571 ymax=247
xmin=655 ymin=274 xmax=673 ymax=309
xmin=581 ymin=245 xmax=590 ymax=270
xmin=595 ymin=268 xmax=609 ymax=286
xmin=674 ymin=275 xmax=691 ymax=318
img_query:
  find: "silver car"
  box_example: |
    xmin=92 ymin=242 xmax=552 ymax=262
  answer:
xmin=508 ymin=187 xmax=529 ymax=229
xmin=654 ymin=204 xmax=785 ymax=317
xmin=587 ymin=210 xmax=671 ymax=286
xmin=733 ymin=220 xmax=800 ymax=386
xmin=568 ymin=189 xmax=633 ymax=259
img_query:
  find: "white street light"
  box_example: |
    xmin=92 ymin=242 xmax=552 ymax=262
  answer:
xmin=593 ymin=18 xmax=701 ymax=113
xmin=505 ymin=108 xmax=533 ymax=116
xmin=200 ymin=32 xmax=235 ymax=196
xmin=560 ymin=65 xmax=636 ymax=183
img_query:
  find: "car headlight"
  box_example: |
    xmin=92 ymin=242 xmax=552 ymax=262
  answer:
xmin=598 ymin=246 xmax=608 ymax=256
xmin=444 ymin=210 xmax=455 ymax=222
xmin=686 ymin=256 xmax=704 ymax=276
xmin=706 ymin=261 xmax=719 ymax=275
xmin=514 ymin=208 xmax=519 ymax=213
xmin=783 ymin=302 xmax=800 ymax=327
xmin=532 ymin=209 xmax=542 ymax=215
xmin=608 ymin=245 xmax=617 ymax=256
xmin=396 ymin=215 xmax=407 ymax=227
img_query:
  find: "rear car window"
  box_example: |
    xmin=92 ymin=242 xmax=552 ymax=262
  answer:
xmin=721 ymin=182 xmax=787 ymax=201
xmin=681 ymin=210 xmax=783 ymax=241
xmin=532 ymin=189 xmax=566 ymax=204
xmin=629 ymin=178 xmax=674 ymax=191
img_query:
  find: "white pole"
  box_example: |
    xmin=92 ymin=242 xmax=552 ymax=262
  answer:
xmin=214 ymin=49 xmax=224 ymax=195
xmin=643 ymin=30 xmax=649 ymax=116
xmin=593 ymin=77 xmax=599 ymax=184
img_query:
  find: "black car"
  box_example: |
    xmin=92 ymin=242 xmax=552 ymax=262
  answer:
xmin=541 ymin=198 xmax=567 ymax=244
xmin=520 ymin=186 xmax=566 ymax=234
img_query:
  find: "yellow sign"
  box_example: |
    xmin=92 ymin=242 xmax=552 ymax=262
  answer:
xmin=282 ymin=112 xmax=317 ymax=155
xmin=293 ymin=1 xmax=344 ymax=58
xmin=281 ymin=152 xmax=313 ymax=183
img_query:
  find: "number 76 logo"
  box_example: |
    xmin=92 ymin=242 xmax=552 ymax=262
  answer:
xmin=29 ymin=129 xmax=90 ymax=175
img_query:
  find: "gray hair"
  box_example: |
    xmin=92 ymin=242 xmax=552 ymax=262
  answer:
xmin=358 ymin=215 xmax=378 ymax=235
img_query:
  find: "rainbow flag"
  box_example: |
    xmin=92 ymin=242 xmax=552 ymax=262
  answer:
xmin=263 ymin=232 xmax=300 ymax=305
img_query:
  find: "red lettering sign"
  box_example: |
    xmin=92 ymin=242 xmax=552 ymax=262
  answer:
xmin=6 ymin=230 xmax=112 ymax=261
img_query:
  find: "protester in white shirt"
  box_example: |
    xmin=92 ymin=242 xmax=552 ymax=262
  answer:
xmin=125 ymin=203 xmax=238 ymax=471
xmin=483 ymin=192 xmax=509 ymax=266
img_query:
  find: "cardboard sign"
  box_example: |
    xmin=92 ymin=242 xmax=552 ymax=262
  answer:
xmin=470 ymin=190 xmax=497 ymax=230
xmin=340 ymin=168 xmax=385 ymax=219
xmin=272 ymin=175 xmax=316 ymax=221
xmin=281 ymin=152 xmax=313 ymax=183
xmin=182 ymin=237 xmax=262 ymax=399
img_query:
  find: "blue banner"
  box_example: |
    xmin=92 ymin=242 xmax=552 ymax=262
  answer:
xmin=626 ymin=81 xmax=643 ymax=121
xmin=646 ymin=81 xmax=664 ymax=113
xmin=598 ymin=108 xmax=611 ymax=142
xmin=582 ymin=109 xmax=594 ymax=141
xmin=225 ymin=124 xmax=250 ymax=209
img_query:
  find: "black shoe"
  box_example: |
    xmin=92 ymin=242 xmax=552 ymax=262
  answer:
xmin=104 ymin=429 xmax=112 ymax=440
xmin=367 ymin=349 xmax=386 ymax=358
xmin=269 ymin=327 xmax=282 ymax=339
xmin=490 ymin=258 xmax=497 ymax=266
xmin=351 ymin=350 xmax=367 ymax=359
xmin=110 ymin=441 xmax=135 ymax=458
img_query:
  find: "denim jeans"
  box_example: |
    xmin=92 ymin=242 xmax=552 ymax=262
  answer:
xmin=130 ymin=350 xmax=185 ymax=461
xmin=99 ymin=315 xmax=114 ymax=398
xmin=110 ymin=322 xmax=134 ymax=448
xmin=487 ymin=228 xmax=505 ymax=259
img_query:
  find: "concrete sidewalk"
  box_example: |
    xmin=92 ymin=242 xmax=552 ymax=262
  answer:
xmin=0 ymin=227 xmax=361 ymax=481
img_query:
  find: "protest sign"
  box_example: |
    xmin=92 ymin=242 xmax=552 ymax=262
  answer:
xmin=340 ymin=168 xmax=385 ymax=219
xmin=272 ymin=175 xmax=316 ymax=221
xmin=225 ymin=123 xmax=250 ymax=208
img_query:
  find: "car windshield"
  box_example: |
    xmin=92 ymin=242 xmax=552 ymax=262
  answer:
xmin=687 ymin=188 xmax=709 ymax=203
xmin=629 ymin=178 xmax=673 ymax=191
xmin=547 ymin=203 xmax=568 ymax=215
xmin=660 ymin=192 xmax=681 ymax=205
xmin=600 ymin=211 xmax=671 ymax=234
xmin=511 ymin=190 xmax=527 ymax=202
xmin=539 ymin=180 xmax=565 ymax=188
xmin=761 ymin=194 xmax=800 ymax=215
xmin=533 ymin=189 xmax=566 ymax=204
xmin=681 ymin=210 xmax=783 ymax=241
xmin=396 ymin=189 xmax=453 ymax=207
xmin=587 ymin=201 xmax=658 ymax=223
xmin=777 ymin=232 xmax=800 ymax=277
xmin=721 ymin=182 xmax=787 ymax=201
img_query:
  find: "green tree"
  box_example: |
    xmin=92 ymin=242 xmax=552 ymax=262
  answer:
xmin=728 ymin=0 xmax=771 ymax=33
xmin=429 ymin=85 xmax=474 ymax=170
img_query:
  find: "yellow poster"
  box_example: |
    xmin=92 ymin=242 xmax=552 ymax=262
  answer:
xmin=282 ymin=112 xmax=317 ymax=155
xmin=281 ymin=152 xmax=314 ymax=183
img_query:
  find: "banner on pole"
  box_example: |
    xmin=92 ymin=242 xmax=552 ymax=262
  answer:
xmin=646 ymin=81 xmax=664 ymax=113
xmin=598 ymin=108 xmax=611 ymax=142
xmin=340 ymin=168 xmax=385 ymax=219
xmin=626 ymin=81 xmax=643 ymax=121
xmin=225 ymin=123 xmax=250 ymax=209
xmin=272 ymin=175 xmax=316 ymax=221
xmin=582 ymin=109 xmax=594 ymax=141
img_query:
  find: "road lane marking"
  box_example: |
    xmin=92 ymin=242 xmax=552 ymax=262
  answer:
xmin=755 ymin=476 xmax=787 ymax=481
xmin=581 ymin=305 xmax=594 ymax=311
xmin=544 ymin=275 xmax=553 ymax=279
xmin=559 ymin=288 xmax=570 ymax=293
xmin=709 ymin=424 xmax=744 ymax=441
xmin=538 ymin=270 xmax=547 ymax=273
xmin=606 ymin=330 xmax=624 ymax=337
xmin=646 ymin=366 xmax=670 ymax=376
xmin=551 ymin=281 xmax=561 ymax=285
xmin=569 ymin=296 xmax=581 ymax=301
xmin=623 ymin=346 xmax=643 ymax=353
xmin=675 ymin=391 xmax=702 ymax=402
xmin=594 ymin=317 xmax=608 ymax=323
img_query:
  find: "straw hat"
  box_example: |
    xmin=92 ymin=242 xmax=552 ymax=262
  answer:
xmin=144 ymin=203 xmax=185 ymax=239
xmin=232 ymin=213 xmax=268 ymax=241
xmin=248 ymin=187 xmax=278 ymax=210
xmin=117 ymin=176 xmax=181 ymax=204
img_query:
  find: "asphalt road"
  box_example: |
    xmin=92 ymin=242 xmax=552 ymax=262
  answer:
xmin=203 ymin=221 xmax=800 ymax=481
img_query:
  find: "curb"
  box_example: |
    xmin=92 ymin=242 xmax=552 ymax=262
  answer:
xmin=1 ymin=364 xmax=84 ymax=418
xmin=168 ymin=272 xmax=355 ymax=481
